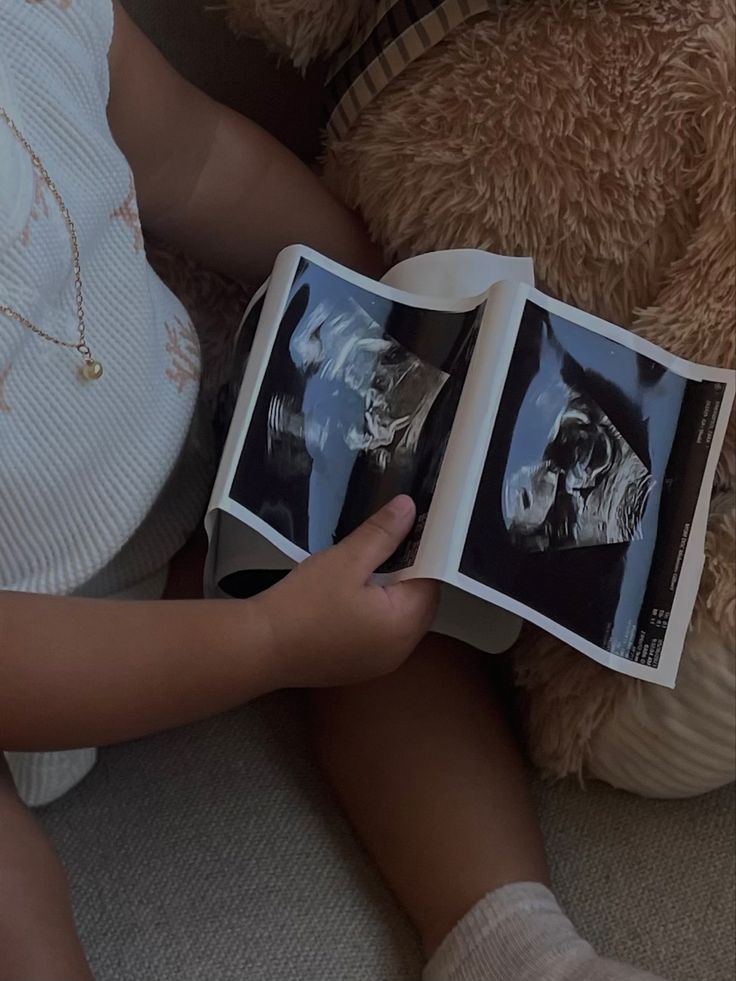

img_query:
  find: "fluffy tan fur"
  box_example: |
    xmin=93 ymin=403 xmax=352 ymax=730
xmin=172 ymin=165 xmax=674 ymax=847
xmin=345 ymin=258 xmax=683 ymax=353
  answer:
xmin=225 ymin=0 xmax=735 ymax=796
xmin=226 ymin=0 xmax=366 ymax=67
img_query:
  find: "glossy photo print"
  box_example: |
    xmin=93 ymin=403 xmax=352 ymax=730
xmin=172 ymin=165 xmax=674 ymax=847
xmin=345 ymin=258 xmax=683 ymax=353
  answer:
xmin=230 ymin=258 xmax=483 ymax=570
xmin=460 ymin=299 xmax=727 ymax=667
xmin=213 ymin=289 xmax=266 ymax=452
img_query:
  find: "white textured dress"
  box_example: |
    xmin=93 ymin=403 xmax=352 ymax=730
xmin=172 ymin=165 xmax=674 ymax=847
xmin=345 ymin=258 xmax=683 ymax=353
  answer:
xmin=0 ymin=0 xmax=214 ymax=803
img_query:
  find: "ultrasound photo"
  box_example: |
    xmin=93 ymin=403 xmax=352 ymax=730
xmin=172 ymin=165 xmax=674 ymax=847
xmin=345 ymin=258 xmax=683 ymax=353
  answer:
xmin=501 ymin=377 xmax=655 ymax=553
xmin=460 ymin=300 xmax=723 ymax=665
xmin=230 ymin=258 xmax=483 ymax=569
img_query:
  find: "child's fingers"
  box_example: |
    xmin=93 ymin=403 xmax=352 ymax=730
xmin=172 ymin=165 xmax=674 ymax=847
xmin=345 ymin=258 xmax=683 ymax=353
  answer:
xmin=333 ymin=496 xmax=417 ymax=579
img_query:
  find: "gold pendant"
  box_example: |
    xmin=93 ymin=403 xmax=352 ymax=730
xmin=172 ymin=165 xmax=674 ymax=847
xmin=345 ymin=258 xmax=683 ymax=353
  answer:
xmin=81 ymin=359 xmax=103 ymax=381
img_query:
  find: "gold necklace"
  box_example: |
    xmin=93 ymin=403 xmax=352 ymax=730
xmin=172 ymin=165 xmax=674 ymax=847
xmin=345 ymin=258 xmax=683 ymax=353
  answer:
xmin=0 ymin=106 xmax=103 ymax=381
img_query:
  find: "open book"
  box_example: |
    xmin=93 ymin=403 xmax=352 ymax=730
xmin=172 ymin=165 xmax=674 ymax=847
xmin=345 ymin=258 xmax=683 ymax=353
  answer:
xmin=205 ymin=247 xmax=734 ymax=688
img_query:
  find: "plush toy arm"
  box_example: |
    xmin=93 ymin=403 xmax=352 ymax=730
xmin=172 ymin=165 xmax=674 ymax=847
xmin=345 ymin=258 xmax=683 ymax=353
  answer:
xmin=226 ymin=0 xmax=367 ymax=69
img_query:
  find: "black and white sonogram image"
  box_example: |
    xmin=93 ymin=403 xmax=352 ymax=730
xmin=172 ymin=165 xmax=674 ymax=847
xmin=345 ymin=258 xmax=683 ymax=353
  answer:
xmin=231 ymin=258 xmax=483 ymax=570
xmin=460 ymin=300 xmax=725 ymax=666
xmin=501 ymin=386 xmax=655 ymax=553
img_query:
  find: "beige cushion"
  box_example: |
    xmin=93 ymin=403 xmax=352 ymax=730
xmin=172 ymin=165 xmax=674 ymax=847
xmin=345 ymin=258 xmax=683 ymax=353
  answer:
xmin=590 ymin=622 xmax=736 ymax=798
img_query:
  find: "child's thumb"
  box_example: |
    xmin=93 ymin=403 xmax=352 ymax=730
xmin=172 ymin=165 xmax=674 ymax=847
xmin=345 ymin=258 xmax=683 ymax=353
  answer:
xmin=336 ymin=495 xmax=417 ymax=578
xmin=384 ymin=578 xmax=440 ymax=637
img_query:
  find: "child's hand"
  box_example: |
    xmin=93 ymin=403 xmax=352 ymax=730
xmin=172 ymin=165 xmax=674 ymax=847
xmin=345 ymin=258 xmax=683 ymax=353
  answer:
xmin=256 ymin=496 xmax=440 ymax=688
xmin=0 ymin=498 xmax=433 ymax=748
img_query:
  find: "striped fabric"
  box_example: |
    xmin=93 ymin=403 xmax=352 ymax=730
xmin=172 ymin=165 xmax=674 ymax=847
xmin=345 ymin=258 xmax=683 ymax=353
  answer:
xmin=326 ymin=0 xmax=495 ymax=141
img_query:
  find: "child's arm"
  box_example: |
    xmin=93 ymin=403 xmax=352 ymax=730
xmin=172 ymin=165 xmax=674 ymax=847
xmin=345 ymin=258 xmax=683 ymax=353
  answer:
xmin=0 ymin=499 xmax=437 ymax=751
xmin=107 ymin=2 xmax=383 ymax=283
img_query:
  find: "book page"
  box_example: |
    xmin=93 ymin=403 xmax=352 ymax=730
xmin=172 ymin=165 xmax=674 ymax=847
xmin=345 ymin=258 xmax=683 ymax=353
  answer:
xmin=212 ymin=281 xmax=268 ymax=455
xmin=411 ymin=278 xmax=526 ymax=577
xmin=379 ymin=249 xmax=534 ymax=651
xmin=213 ymin=246 xmax=489 ymax=576
xmin=381 ymin=248 xmax=533 ymax=297
xmin=448 ymin=287 xmax=735 ymax=686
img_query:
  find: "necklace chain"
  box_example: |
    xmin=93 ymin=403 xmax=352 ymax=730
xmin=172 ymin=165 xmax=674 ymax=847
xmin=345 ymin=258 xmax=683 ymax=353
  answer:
xmin=0 ymin=106 xmax=103 ymax=379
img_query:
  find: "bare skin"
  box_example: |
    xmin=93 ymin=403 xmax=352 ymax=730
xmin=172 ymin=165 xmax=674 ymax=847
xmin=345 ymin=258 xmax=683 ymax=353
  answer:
xmin=1 ymin=0 xmax=387 ymax=759
xmin=0 ymin=5 xmax=547 ymax=976
xmin=0 ymin=499 xmax=436 ymax=752
xmin=107 ymin=2 xmax=384 ymax=285
xmin=0 ymin=499 xmax=437 ymax=979
xmin=0 ymin=584 xmax=549 ymax=979
xmin=0 ymin=757 xmax=92 ymax=980
xmin=312 ymin=637 xmax=549 ymax=955
xmin=0 ymin=7 xmax=408 ymax=976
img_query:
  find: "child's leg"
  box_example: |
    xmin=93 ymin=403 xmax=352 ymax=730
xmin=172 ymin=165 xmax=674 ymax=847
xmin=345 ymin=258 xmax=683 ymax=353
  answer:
xmin=0 ymin=755 xmax=92 ymax=979
xmin=312 ymin=633 xmax=547 ymax=952
xmin=0 ymin=535 xmax=207 ymax=977
xmin=311 ymin=634 xmax=664 ymax=981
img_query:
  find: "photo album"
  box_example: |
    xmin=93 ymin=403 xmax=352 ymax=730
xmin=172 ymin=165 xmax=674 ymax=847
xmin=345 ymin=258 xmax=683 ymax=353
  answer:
xmin=205 ymin=246 xmax=734 ymax=687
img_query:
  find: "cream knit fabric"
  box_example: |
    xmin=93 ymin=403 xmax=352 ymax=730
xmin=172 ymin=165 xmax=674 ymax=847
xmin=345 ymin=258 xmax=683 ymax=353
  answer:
xmin=1 ymin=0 xmax=214 ymax=804
xmin=0 ymin=0 xmax=211 ymax=598
xmin=424 ymin=883 xmax=665 ymax=981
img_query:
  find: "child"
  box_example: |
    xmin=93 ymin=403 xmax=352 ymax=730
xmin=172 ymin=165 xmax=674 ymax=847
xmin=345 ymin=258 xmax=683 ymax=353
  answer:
xmin=0 ymin=3 xmax=664 ymax=978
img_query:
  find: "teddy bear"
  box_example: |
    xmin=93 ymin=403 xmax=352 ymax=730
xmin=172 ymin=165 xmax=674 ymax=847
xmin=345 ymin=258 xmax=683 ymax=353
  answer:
xmin=220 ymin=0 xmax=735 ymax=798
